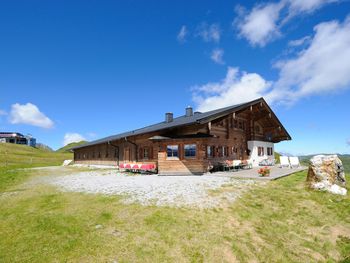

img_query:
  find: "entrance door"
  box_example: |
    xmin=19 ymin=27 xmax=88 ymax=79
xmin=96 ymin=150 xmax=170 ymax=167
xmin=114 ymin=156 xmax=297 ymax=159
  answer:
xmin=124 ymin=147 xmax=130 ymax=162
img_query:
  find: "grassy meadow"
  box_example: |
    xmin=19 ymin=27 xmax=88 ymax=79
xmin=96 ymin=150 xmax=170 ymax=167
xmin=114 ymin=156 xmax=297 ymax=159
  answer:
xmin=0 ymin=144 xmax=349 ymax=262
xmin=0 ymin=143 xmax=72 ymax=168
xmin=0 ymin=143 xmax=72 ymax=191
xmin=0 ymin=169 xmax=349 ymax=262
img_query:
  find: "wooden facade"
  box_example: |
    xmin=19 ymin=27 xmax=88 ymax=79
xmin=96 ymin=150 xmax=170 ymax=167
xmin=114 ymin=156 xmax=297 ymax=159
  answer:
xmin=73 ymin=98 xmax=291 ymax=174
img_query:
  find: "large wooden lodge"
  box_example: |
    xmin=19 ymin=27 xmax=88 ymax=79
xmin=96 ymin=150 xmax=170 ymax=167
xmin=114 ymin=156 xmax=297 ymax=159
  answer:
xmin=72 ymin=98 xmax=291 ymax=174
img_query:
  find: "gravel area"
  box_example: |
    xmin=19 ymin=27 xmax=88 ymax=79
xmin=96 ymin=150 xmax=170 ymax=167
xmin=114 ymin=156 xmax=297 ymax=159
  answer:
xmin=29 ymin=168 xmax=261 ymax=208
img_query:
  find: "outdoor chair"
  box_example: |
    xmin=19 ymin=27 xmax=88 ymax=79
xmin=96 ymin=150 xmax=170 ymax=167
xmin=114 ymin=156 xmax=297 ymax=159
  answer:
xmin=279 ymin=156 xmax=291 ymax=168
xmin=289 ymin=157 xmax=300 ymax=168
xmin=241 ymin=160 xmax=253 ymax=169
xmin=232 ymin=160 xmax=242 ymax=171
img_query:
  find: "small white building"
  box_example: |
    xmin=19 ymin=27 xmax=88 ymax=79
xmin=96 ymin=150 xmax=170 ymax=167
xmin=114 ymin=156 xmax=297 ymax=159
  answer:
xmin=247 ymin=140 xmax=274 ymax=167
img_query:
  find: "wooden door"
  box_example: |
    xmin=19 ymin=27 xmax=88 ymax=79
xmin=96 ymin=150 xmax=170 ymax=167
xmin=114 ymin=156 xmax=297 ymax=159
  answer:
xmin=124 ymin=147 xmax=130 ymax=162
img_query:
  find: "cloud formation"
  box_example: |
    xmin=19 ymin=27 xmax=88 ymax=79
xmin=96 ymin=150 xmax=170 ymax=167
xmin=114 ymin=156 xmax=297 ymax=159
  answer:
xmin=235 ymin=2 xmax=284 ymax=47
xmin=177 ymin=25 xmax=188 ymax=43
xmin=210 ymin=48 xmax=225 ymax=64
xmin=10 ymin=103 xmax=54 ymax=128
xmin=196 ymin=23 xmax=221 ymax=43
xmin=0 ymin=110 xmax=7 ymax=116
xmin=270 ymin=16 xmax=350 ymax=103
xmin=193 ymin=67 xmax=272 ymax=112
xmin=194 ymin=16 xmax=350 ymax=111
xmin=235 ymin=0 xmax=340 ymax=47
xmin=63 ymin=133 xmax=86 ymax=146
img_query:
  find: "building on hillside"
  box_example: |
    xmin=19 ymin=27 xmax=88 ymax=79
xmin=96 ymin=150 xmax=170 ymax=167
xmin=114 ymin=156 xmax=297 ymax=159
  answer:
xmin=72 ymin=98 xmax=291 ymax=174
xmin=0 ymin=132 xmax=37 ymax=147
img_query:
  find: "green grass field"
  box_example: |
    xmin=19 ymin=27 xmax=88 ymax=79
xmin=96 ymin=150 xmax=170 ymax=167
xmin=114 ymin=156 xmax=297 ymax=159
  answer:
xmin=0 ymin=143 xmax=72 ymax=191
xmin=0 ymin=143 xmax=72 ymax=168
xmin=0 ymin=145 xmax=349 ymax=262
xmin=0 ymin=169 xmax=349 ymax=262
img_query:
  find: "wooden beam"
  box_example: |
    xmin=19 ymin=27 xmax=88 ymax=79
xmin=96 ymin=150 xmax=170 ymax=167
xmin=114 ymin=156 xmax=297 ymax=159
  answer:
xmin=252 ymin=111 xmax=270 ymax=121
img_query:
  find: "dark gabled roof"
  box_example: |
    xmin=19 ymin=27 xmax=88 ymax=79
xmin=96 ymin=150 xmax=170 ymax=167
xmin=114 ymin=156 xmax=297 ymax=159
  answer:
xmin=72 ymin=97 xmax=290 ymax=150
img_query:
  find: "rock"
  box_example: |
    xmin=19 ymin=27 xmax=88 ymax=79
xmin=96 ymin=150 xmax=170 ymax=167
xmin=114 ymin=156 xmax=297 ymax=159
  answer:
xmin=62 ymin=160 xmax=73 ymax=166
xmin=95 ymin=224 xmax=103 ymax=229
xmin=307 ymin=155 xmax=347 ymax=195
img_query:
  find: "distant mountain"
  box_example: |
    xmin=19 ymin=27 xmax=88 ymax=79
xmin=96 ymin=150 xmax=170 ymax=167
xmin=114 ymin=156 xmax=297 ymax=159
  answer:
xmin=36 ymin=143 xmax=54 ymax=152
xmin=56 ymin=141 xmax=87 ymax=153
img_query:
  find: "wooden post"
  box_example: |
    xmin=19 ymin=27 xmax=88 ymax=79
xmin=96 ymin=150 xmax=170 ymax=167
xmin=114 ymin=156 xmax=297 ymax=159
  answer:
xmin=208 ymin=121 xmax=212 ymax=134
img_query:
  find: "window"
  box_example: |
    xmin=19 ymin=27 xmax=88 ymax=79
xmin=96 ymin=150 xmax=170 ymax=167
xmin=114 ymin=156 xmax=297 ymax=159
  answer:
xmin=143 ymin=148 xmax=149 ymax=159
xmin=222 ymin=146 xmax=228 ymax=157
xmin=167 ymin=145 xmax=178 ymax=158
xmin=184 ymin=144 xmax=196 ymax=158
xmin=233 ymin=119 xmax=246 ymax=131
xmin=218 ymin=146 xmax=223 ymax=157
xmin=207 ymin=146 xmax=214 ymax=158
xmin=233 ymin=119 xmax=238 ymax=128
xmin=258 ymin=147 xmax=264 ymax=156
xmin=217 ymin=120 xmax=225 ymax=127
xmin=92 ymin=151 xmax=95 ymax=158
xmin=255 ymin=124 xmax=263 ymax=134
xmin=267 ymin=147 xmax=273 ymax=156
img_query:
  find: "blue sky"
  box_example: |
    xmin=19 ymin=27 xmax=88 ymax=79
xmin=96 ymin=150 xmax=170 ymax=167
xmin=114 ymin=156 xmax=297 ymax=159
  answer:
xmin=0 ymin=0 xmax=350 ymax=154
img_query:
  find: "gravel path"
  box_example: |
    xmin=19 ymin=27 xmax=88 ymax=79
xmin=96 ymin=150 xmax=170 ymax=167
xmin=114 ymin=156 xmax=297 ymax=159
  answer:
xmin=30 ymin=168 xmax=261 ymax=208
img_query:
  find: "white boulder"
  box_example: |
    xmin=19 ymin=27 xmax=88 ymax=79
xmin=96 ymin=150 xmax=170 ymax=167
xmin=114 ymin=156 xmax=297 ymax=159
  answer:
xmin=307 ymin=155 xmax=347 ymax=196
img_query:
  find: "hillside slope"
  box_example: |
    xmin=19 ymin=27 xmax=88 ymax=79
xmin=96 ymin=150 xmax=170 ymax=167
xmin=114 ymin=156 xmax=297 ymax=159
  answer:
xmin=0 ymin=143 xmax=72 ymax=168
xmin=56 ymin=141 xmax=87 ymax=153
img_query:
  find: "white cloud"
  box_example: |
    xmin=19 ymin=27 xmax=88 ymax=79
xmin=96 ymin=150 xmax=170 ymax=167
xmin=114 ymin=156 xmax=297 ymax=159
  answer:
xmin=63 ymin=133 xmax=86 ymax=146
xmin=196 ymin=23 xmax=221 ymax=43
xmin=235 ymin=0 xmax=341 ymax=47
xmin=194 ymin=16 xmax=350 ymax=110
xmin=271 ymin=16 xmax=350 ymax=103
xmin=288 ymin=0 xmax=338 ymax=13
xmin=235 ymin=2 xmax=284 ymax=47
xmin=288 ymin=35 xmax=311 ymax=47
xmin=192 ymin=67 xmax=271 ymax=112
xmin=210 ymin=48 xmax=225 ymax=64
xmin=177 ymin=25 xmax=188 ymax=43
xmin=9 ymin=103 xmax=54 ymax=128
xmin=347 ymin=138 xmax=350 ymax=146
xmin=0 ymin=110 xmax=7 ymax=116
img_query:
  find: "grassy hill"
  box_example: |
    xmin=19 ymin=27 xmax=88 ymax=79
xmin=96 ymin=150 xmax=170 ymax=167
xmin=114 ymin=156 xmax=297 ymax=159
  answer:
xmin=56 ymin=141 xmax=87 ymax=153
xmin=0 ymin=143 xmax=72 ymax=169
xmin=0 ymin=143 xmax=73 ymax=191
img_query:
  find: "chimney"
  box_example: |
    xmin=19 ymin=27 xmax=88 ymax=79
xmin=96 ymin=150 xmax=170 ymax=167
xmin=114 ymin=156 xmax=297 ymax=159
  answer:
xmin=185 ymin=106 xmax=193 ymax=117
xmin=165 ymin=112 xmax=173 ymax=123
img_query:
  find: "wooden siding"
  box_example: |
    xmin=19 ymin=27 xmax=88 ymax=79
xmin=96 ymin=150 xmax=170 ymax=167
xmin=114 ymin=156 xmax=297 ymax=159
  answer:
xmin=74 ymin=101 xmax=288 ymax=174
